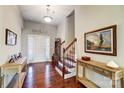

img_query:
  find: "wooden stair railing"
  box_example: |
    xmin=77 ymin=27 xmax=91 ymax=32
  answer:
xmin=59 ymin=40 xmax=65 ymax=61
xmin=62 ymin=38 xmax=77 ymax=78
xmin=55 ymin=40 xmax=65 ymax=67
xmin=60 ymin=40 xmax=65 ymax=61
xmin=61 ymin=40 xmax=65 ymax=46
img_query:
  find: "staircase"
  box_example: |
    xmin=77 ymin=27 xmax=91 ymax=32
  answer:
xmin=55 ymin=38 xmax=77 ymax=79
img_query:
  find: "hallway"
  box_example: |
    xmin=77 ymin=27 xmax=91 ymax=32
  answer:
xmin=23 ymin=62 xmax=85 ymax=88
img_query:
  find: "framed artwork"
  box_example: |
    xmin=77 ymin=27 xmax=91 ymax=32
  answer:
xmin=84 ymin=25 xmax=117 ymax=56
xmin=6 ymin=29 xmax=17 ymax=46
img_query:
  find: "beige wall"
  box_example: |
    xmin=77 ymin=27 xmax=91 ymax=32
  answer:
xmin=57 ymin=20 xmax=66 ymax=42
xmin=0 ymin=6 xmax=23 ymax=66
xmin=75 ymin=6 xmax=124 ymax=87
xmin=65 ymin=13 xmax=75 ymax=47
xmin=0 ymin=5 xmax=23 ymax=87
xmin=57 ymin=11 xmax=75 ymax=47
xmin=21 ymin=21 xmax=57 ymax=61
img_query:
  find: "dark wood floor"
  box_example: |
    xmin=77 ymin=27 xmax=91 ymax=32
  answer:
xmin=22 ymin=62 xmax=85 ymax=88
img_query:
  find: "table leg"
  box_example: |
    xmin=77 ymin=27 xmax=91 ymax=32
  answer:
xmin=112 ymin=73 xmax=115 ymax=88
xmin=83 ymin=66 xmax=85 ymax=77
xmin=76 ymin=62 xmax=79 ymax=83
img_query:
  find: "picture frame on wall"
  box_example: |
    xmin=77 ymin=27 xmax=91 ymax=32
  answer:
xmin=84 ymin=25 xmax=117 ymax=56
xmin=6 ymin=29 xmax=17 ymax=46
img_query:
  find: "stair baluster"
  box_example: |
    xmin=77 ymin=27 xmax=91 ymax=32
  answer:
xmin=62 ymin=38 xmax=77 ymax=79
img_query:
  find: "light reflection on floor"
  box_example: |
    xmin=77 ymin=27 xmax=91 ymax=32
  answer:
xmin=27 ymin=66 xmax=33 ymax=86
xmin=45 ymin=64 xmax=50 ymax=87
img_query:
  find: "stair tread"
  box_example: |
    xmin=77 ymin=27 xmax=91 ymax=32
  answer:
xmin=63 ymin=57 xmax=76 ymax=63
xmin=69 ymin=50 xmax=75 ymax=54
xmin=56 ymin=64 xmax=70 ymax=74
xmin=59 ymin=60 xmax=75 ymax=68
xmin=66 ymin=54 xmax=75 ymax=58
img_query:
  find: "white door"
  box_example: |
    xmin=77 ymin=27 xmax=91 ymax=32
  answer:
xmin=28 ymin=35 xmax=50 ymax=63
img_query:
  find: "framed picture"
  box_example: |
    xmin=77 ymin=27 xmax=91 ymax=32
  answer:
xmin=84 ymin=25 xmax=117 ymax=56
xmin=6 ymin=29 xmax=17 ymax=46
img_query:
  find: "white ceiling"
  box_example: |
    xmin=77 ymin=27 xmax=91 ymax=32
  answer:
xmin=19 ymin=5 xmax=78 ymax=26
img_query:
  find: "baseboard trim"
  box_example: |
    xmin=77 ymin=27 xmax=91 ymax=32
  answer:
xmin=28 ymin=61 xmax=52 ymax=65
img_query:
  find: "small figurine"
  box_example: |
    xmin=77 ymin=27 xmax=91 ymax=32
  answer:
xmin=14 ymin=54 xmax=18 ymax=60
xmin=18 ymin=52 xmax=22 ymax=58
xmin=8 ymin=55 xmax=14 ymax=63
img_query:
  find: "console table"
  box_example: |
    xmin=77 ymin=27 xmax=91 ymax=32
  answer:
xmin=1 ymin=57 xmax=27 ymax=88
xmin=76 ymin=59 xmax=124 ymax=88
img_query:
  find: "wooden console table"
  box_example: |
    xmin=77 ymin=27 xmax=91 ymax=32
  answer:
xmin=76 ymin=59 xmax=124 ymax=88
xmin=1 ymin=57 xmax=27 ymax=88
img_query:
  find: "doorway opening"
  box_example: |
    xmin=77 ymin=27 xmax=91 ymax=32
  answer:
xmin=28 ymin=35 xmax=50 ymax=63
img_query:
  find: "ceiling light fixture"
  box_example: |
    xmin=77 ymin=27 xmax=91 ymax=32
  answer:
xmin=43 ymin=16 xmax=53 ymax=23
xmin=43 ymin=5 xmax=54 ymax=23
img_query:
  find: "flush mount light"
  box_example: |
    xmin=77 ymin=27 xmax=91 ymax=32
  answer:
xmin=43 ymin=5 xmax=54 ymax=23
xmin=43 ymin=16 xmax=53 ymax=23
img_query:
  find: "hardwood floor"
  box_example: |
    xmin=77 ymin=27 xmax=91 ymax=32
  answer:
xmin=22 ymin=62 xmax=85 ymax=88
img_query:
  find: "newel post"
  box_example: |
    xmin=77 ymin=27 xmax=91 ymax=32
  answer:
xmin=62 ymin=48 xmax=66 ymax=79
